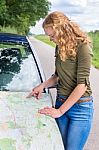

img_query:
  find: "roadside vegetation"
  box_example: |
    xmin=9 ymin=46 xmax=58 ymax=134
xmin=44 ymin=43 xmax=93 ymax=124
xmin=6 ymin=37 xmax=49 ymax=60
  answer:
xmin=0 ymin=0 xmax=51 ymax=35
xmin=0 ymin=26 xmax=18 ymax=34
xmin=35 ymin=35 xmax=56 ymax=47
xmin=88 ymin=31 xmax=99 ymax=69
xmin=35 ymin=31 xmax=99 ymax=69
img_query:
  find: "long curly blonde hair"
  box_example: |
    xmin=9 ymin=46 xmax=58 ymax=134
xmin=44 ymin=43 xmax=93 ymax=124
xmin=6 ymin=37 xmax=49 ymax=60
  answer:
xmin=43 ymin=11 xmax=91 ymax=61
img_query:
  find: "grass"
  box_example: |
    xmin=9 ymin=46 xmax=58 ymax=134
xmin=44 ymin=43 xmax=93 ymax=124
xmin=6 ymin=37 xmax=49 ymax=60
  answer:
xmin=35 ymin=33 xmax=99 ymax=69
xmin=88 ymin=32 xmax=99 ymax=69
xmin=34 ymin=34 xmax=56 ymax=47
xmin=0 ymin=26 xmax=18 ymax=34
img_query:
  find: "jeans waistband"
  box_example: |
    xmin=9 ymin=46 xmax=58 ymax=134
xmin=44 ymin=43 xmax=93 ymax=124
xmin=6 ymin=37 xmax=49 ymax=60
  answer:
xmin=56 ymin=95 xmax=93 ymax=104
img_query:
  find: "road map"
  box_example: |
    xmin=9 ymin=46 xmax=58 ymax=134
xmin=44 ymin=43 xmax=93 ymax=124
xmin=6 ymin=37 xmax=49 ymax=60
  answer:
xmin=0 ymin=92 xmax=64 ymax=150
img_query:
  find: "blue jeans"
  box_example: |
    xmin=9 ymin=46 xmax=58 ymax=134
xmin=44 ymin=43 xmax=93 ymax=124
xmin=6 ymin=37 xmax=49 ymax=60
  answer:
xmin=55 ymin=95 xmax=94 ymax=150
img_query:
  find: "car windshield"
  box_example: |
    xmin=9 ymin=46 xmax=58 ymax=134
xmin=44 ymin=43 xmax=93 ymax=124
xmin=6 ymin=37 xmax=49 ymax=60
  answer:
xmin=0 ymin=42 xmax=41 ymax=91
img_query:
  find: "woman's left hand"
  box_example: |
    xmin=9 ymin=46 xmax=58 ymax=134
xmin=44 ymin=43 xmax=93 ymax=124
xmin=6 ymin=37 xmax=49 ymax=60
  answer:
xmin=38 ymin=107 xmax=63 ymax=118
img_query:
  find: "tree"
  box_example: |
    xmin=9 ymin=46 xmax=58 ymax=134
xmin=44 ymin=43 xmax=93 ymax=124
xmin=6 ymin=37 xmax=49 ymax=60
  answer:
xmin=0 ymin=0 xmax=51 ymax=34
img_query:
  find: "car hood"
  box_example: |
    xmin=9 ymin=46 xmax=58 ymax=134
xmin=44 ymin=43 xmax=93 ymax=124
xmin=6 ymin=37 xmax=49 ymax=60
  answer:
xmin=0 ymin=91 xmax=64 ymax=150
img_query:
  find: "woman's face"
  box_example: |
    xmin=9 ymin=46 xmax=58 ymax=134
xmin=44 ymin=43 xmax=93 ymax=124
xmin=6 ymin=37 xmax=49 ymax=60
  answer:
xmin=44 ymin=27 xmax=57 ymax=43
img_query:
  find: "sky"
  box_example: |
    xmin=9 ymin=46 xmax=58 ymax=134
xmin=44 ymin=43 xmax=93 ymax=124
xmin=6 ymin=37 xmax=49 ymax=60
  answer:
xmin=30 ymin=0 xmax=99 ymax=34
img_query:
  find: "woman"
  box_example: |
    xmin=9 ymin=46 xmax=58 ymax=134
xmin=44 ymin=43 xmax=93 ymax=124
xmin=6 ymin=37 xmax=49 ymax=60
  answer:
xmin=28 ymin=11 xmax=94 ymax=150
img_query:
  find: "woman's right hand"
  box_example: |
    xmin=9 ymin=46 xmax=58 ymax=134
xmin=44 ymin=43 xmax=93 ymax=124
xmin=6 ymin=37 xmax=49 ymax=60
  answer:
xmin=26 ymin=84 xmax=44 ymax=99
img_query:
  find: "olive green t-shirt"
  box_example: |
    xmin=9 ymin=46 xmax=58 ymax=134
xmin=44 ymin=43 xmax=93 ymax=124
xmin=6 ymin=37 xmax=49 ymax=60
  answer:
xmin=55 ymin=42 xmax=93 ymax=97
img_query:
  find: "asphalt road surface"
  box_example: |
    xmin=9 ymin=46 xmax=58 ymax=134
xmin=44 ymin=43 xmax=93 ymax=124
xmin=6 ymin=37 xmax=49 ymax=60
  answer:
xmin=29 ymin=36 xmax=99 ymax=150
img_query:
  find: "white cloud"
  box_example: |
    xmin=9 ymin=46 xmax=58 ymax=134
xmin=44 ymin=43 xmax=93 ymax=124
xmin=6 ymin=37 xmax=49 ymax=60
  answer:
xmin=30 ymin=0 xmax=99 ymax=34
xmin=70 ymin=0 xmax=87 ymax=7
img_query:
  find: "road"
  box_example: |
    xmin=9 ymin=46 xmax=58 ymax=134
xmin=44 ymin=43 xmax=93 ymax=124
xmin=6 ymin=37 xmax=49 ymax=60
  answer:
xmin=29 ymin=36 xmax=99 ymax=150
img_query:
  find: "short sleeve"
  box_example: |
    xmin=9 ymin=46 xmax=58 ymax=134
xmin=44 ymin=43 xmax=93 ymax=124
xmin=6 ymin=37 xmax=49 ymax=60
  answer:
xmin=77 ymin=43 xmax=93 ymax=85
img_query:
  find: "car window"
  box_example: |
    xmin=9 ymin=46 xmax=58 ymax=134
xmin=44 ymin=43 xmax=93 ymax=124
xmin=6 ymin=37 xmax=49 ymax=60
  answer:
xmin=0 ymin=42 xmax=41 ymax=91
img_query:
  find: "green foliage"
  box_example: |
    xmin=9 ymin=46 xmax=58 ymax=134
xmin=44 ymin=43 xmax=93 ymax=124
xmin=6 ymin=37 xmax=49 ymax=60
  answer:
xmin=0 ymin=0 xmax=51 ymax=34
xmin=0 ymin=26 xmax=18 ymax=34
xmin=0 ymin=0 xmax=7 ymax=26
xmin=89 ymin=31 xmax=99 ymax=69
